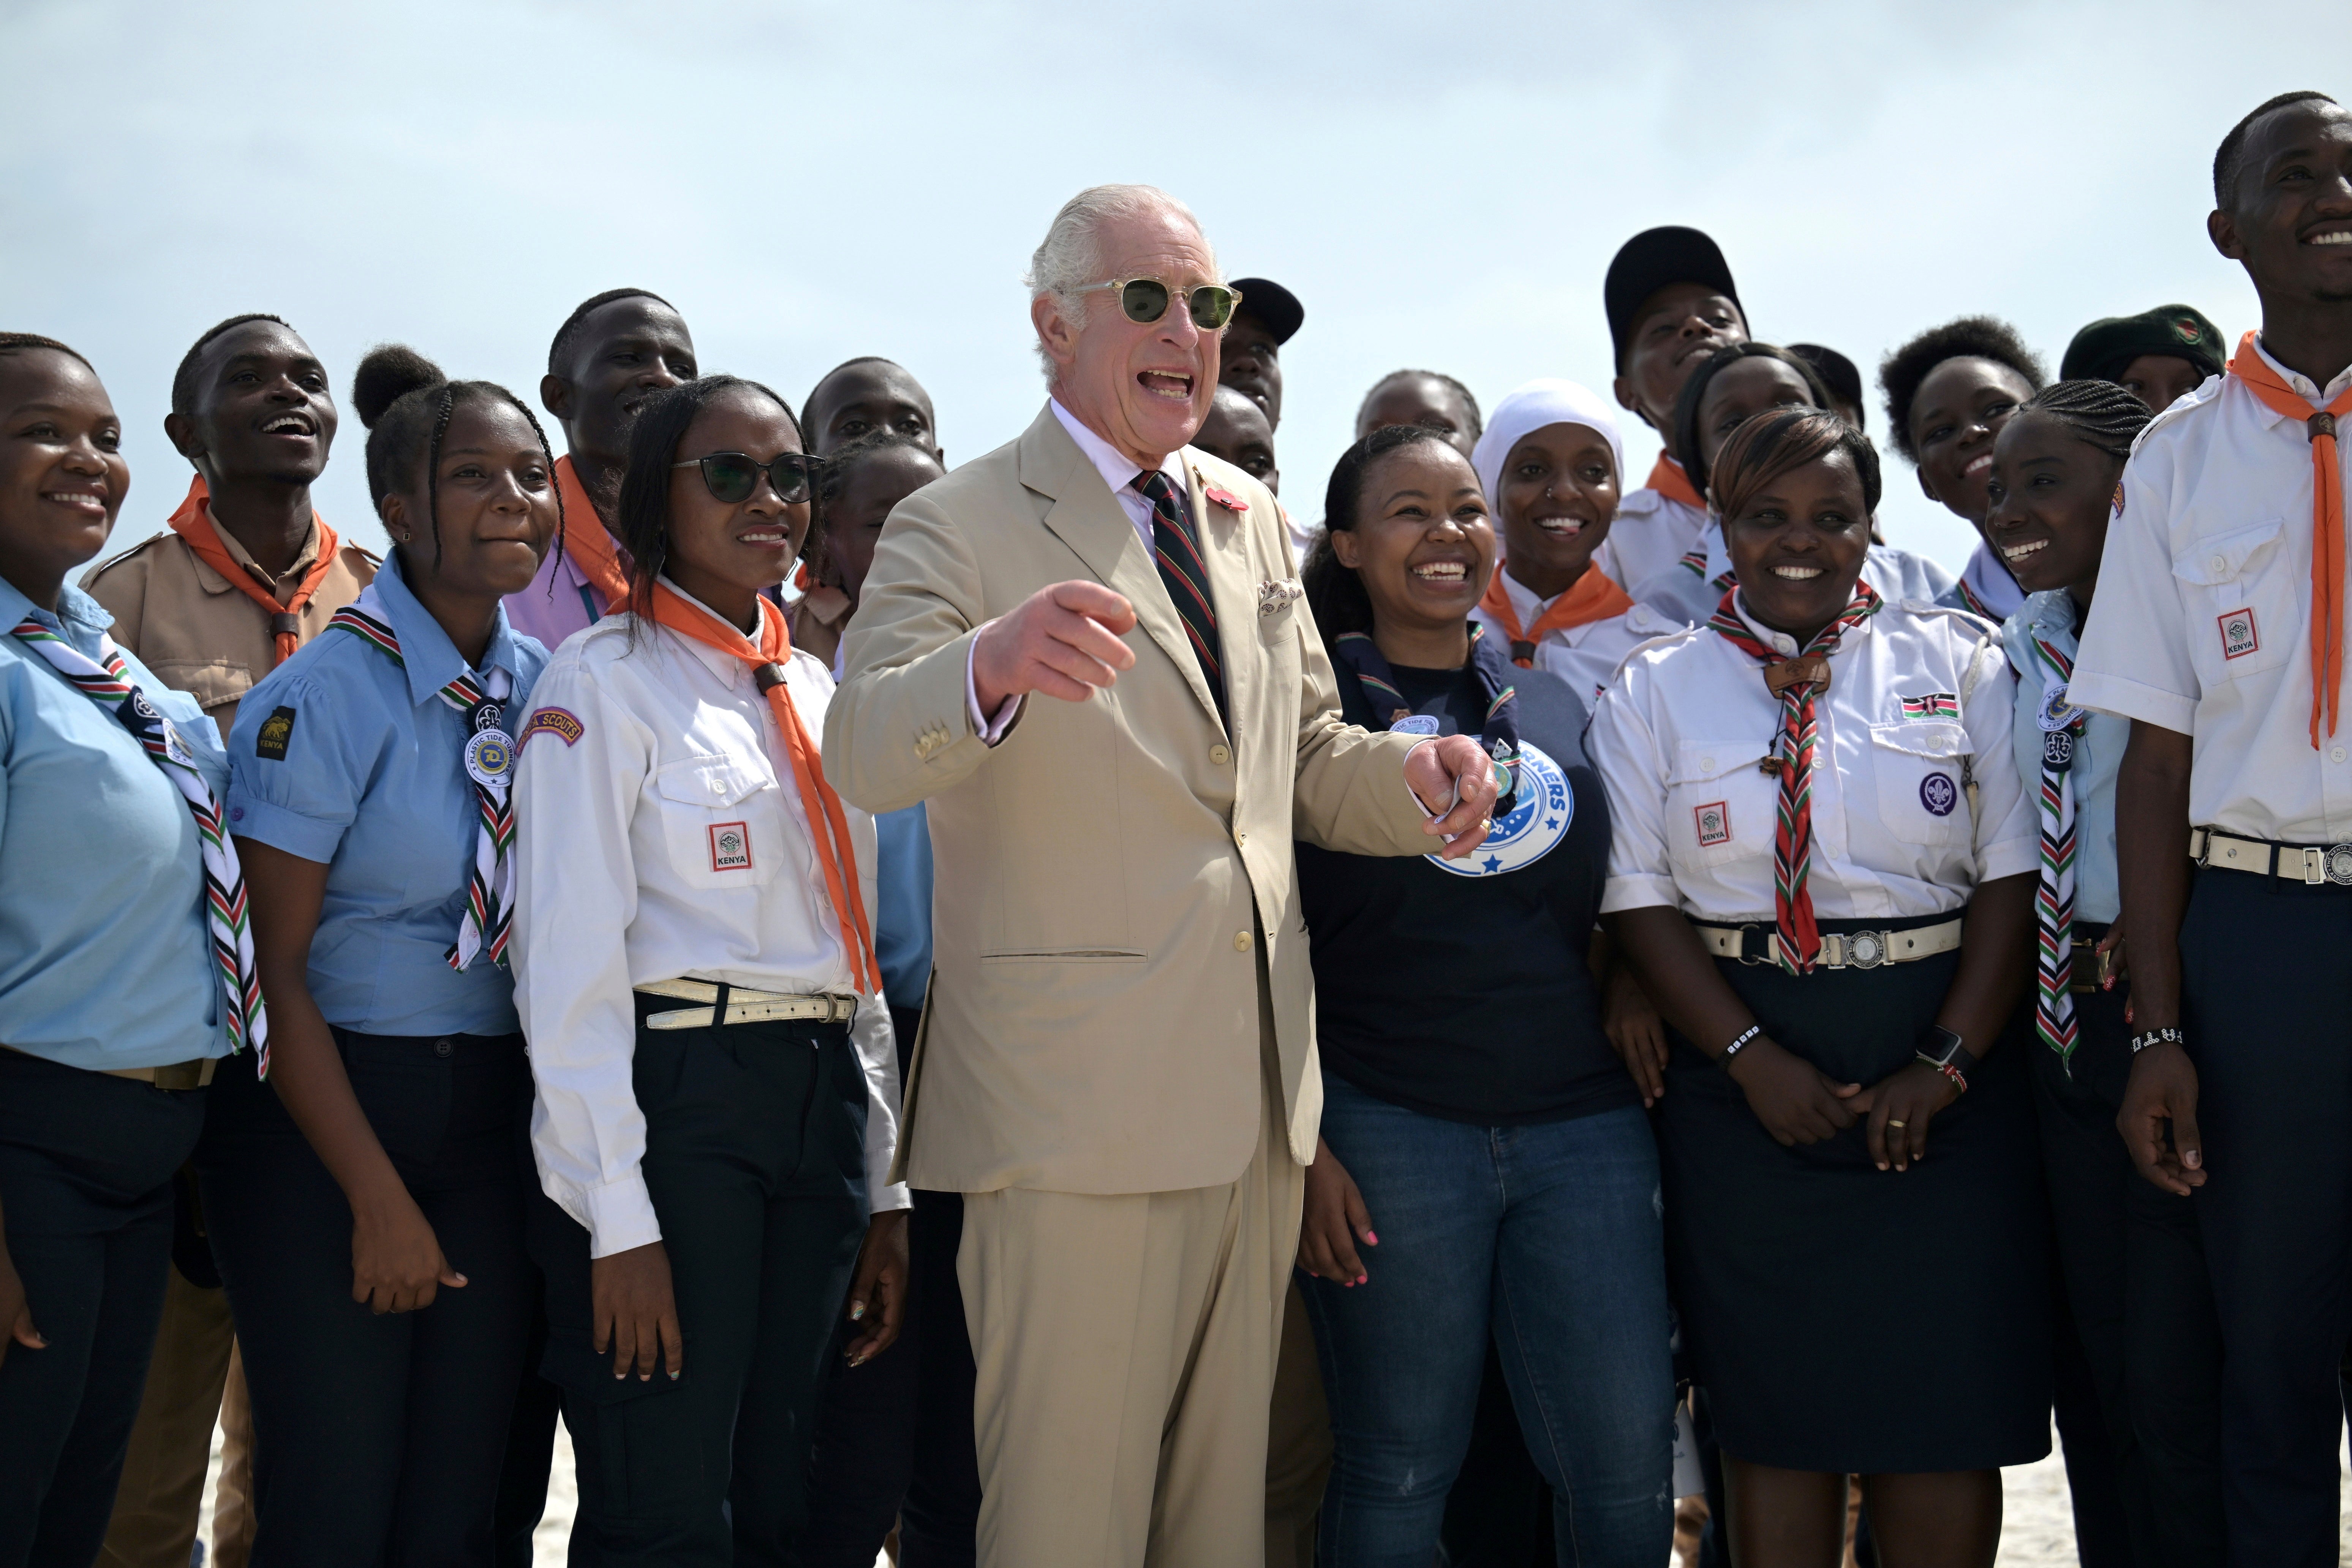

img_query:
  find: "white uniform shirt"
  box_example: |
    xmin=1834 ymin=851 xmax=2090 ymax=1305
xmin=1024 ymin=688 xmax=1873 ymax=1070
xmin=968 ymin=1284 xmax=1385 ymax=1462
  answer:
xmin=2070 ymin=341 xmax=2352 ymax=844
xmin=1589 ymin=594 xmax=2037 ymax=922
xmin=1467 ymin=568 xmax=1686 ymax=710
xmin=1596 ymin=485 xmax=1710 ymax=603
xmin=512 ymin=588 xmax=909 ymax=1258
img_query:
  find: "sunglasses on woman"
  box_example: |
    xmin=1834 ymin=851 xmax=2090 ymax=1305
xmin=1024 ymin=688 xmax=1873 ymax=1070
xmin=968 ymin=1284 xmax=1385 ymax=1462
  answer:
xmin=673 ymin=451 xmax=824 ymax=505
xmin=1078 ymin=278 xmax=1244 ymax=332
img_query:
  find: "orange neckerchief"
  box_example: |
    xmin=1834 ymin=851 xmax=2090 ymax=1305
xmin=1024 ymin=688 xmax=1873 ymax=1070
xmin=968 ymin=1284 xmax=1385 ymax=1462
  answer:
xmin=553 ymin=456 xmax=632 ymax=613
xmin=1642 ymin=451 xmax=1706 ymax=511
xmin=640 ymin=581 xmax=881 ymax=994
xmin=2229 ymin=331 xmax=2352 ymax=745
xmin=1478 ymin=565 xmax=1634 ymax=668
xmin=165 ymin=475 xmax=340 ymax=666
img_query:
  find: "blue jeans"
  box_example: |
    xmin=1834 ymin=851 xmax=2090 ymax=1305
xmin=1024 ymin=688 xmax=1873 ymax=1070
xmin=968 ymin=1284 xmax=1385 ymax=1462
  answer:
xmin=1302 ymin=1075 xmax=1673 ymax=1568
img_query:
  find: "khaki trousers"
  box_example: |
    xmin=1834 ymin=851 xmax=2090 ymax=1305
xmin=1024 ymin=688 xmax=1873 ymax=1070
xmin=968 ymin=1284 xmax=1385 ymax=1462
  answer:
xmin=1263 ymin=1277 xmax=1331 ymax=1568
xmin=97 ymin=1263 xmax=256 ymax=1568
xmin=959 ymin=1024 xmax=1303 ymax=1568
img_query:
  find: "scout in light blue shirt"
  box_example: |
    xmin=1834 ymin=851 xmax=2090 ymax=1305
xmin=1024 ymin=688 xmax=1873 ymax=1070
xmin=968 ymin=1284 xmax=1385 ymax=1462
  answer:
xmin=2003 ymin=589 xmax=2123 ymax=923
xmin=227 ymin=550 xmax=547 ymax=1036
xmin=0 ymin=575 xmax=232 ymax=1069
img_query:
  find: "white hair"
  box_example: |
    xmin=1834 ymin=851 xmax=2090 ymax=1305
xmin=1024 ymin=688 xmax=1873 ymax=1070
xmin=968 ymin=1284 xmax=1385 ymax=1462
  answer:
xmin=1024 ymin=184 xmax=1216 ymax=383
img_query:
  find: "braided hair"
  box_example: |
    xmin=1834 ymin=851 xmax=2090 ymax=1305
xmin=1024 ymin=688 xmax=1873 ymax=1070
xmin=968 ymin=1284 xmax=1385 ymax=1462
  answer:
xmin=0 ymin=331 xmax=92 ymax=369
xmin=171 ymin=314 xmax=291 ymax=417
xmin=613 ymin=375 xmax=802 ymax=618
xmin=351 ymin=345 xmax=564 ymax=573
xmin=1354 ymin=369 xmax=1483 ymax=444
xmin=1878 ymin=317 xmax=2045 ymax=462
xmin=1301 ymin=423 xmax=1459 ymax=651
xmin=2016 ymin=380 xmax=2155 ymax=463
xmin=808 ymin=430 xmax=941 ymax=577
xmin=1668 ymin=342 xmax=1834 ymax=501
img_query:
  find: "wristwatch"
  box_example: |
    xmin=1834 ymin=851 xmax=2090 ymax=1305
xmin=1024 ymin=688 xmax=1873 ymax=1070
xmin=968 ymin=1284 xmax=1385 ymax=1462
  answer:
xmin=1914 ymin=1024 xmax=1979 ymax=1076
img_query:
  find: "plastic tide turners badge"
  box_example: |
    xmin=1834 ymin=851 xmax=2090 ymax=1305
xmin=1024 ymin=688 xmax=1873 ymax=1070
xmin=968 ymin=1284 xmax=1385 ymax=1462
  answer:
xmin=1427 ymin=740 xmax=1573 ymax=878
xmin=464 ymin=727 xmax=515 ymax=789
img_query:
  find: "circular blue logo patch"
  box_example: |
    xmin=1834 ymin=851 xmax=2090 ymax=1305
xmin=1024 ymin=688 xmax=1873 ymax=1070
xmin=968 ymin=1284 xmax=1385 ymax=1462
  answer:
xmin=465 ymin=728 xmax=515 ymax=789
xmin=1919 ymin=771 xmax=1958 ymax=817
xmin=1428 ymin=740 xmax=1573 ymax=878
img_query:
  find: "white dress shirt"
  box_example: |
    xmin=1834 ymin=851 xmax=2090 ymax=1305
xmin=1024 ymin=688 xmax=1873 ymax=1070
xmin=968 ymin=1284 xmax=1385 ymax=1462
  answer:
xmin=1597 ymin=485 xmax=1711 ymax=606
xmin=2071 ymin=340 xmax=2352 ymax=844
xmin=1589 ymin=593 xmax=2037 ymax=922
xmin=512 ymin=585 xmax=909 ymax=1258
xmin=1466 ymin=568 xmax=1686 ymax=710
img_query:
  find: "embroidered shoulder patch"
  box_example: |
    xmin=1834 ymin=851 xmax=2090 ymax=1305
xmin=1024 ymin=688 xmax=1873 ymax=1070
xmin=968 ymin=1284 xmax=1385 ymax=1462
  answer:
xmin=2218 ymin=608 xmax=2259 ymax=661
xmin=254 ymin=705 xmax=297 ymax=761
xmin=1694 ymin=800 xmax=1731 ymax=847
xmin=520 ymin=707 xmax=585 ymax=749
xmin=1898 ymin=692 xmax=1961 ymax=720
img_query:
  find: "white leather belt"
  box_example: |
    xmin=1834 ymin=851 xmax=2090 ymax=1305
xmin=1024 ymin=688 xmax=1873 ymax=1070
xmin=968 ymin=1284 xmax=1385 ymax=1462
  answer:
xmin=2191 ymin=827 xmax=2352 ymax=887
xmin=634 ymin=980 xmax=858 ymax=1032
xmin=1694 ymin=918 xmax=1963 ymax=970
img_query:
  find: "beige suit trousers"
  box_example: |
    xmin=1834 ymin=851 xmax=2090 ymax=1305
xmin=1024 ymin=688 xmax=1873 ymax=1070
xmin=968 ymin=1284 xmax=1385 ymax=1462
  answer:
xmin=959 ymin=999 xmax=1304 ymax=1568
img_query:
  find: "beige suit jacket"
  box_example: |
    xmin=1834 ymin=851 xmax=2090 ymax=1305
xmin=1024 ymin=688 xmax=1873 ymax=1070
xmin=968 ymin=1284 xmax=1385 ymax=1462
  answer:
xmin=825 ymin=404 xmax=1432 ymax=1195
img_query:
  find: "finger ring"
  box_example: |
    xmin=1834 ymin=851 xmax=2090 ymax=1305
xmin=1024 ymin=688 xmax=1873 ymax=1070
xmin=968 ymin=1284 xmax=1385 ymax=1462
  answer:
xmin=1479 ymin=817 xmax=1492 ymax=832
xmin=1887 ymin=1119 xmax=1907 ymax=1129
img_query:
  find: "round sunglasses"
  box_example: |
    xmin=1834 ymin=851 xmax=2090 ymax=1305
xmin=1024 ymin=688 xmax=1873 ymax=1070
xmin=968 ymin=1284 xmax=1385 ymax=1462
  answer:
xmin=1078 ymin=277 xmax=1243 ymax=332
xmin=673 ymin=450 xmax=824 ymax=505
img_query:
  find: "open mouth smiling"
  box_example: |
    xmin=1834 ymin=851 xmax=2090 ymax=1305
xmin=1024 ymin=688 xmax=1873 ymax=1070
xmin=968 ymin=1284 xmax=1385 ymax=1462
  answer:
xmin=1136 ymin=370 xmax=1194 ymax=403
xmin=261 ymin=413 xmax=317 ymax=438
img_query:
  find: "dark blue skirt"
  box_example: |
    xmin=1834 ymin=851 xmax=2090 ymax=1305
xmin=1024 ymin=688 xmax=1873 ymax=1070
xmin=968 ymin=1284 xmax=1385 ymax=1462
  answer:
xmin=1658 ymin=910 xmax=2052 ymax=1473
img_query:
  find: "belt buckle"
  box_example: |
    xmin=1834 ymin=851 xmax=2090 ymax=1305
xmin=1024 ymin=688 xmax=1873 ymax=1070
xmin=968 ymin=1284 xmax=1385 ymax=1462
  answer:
xmin=1732 ymin=923 xmax=1770 ymax=966
xmin=2326 ymin=844 xmax=2352 ymax=887
xmin=1845 ymin=929 xmax=1889 ymax=970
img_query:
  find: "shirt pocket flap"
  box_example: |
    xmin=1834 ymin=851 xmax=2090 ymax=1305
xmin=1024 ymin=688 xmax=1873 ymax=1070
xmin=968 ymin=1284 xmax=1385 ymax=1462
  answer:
xmin=1867 ymin=720 xmax=1969 ymax=760
xmin=2171 ymin=517 xmax=2284 ymax=586
xmin=147 ymin=658 xmax=253 ymax=713
xmin=1669 ymin=740 xmax=1766 ymax=786
xmin=653 ymin=754 xmax=771 ymax=808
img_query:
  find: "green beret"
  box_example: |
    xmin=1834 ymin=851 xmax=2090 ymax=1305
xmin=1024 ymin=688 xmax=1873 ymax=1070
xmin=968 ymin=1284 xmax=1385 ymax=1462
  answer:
xmin=2060 ymin=303 xmax=2228 ymax=385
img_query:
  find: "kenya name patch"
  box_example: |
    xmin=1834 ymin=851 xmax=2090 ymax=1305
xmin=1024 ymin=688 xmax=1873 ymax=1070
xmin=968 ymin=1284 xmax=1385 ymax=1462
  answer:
xmin=709 ymin=822 xmax=753 ymax=871
xmin=2218 ymin=608 xmax=2260 ymax=661
xmin=1694 ymin=801 xmax=1731 ymax=848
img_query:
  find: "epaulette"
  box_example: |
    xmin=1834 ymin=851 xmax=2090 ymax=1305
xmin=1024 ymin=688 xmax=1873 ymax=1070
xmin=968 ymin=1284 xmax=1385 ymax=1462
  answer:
xmin=83 ymin=530 xmax=172 ymax=579
xmin=2130 ymin=376 xmax=2225 ymax=457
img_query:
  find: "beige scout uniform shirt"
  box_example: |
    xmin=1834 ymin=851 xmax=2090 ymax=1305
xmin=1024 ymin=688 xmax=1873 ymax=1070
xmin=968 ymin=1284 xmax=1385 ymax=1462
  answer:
xmin=81 ymin=508 xmax=378 ymax=737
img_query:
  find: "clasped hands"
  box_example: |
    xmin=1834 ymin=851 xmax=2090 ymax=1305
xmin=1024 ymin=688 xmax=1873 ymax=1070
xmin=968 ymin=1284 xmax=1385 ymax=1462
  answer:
xmin=1724 ymin=1036 xmax=1959 ymax=1173
xmin=971 ymin=580 xmax=1497 ymax=858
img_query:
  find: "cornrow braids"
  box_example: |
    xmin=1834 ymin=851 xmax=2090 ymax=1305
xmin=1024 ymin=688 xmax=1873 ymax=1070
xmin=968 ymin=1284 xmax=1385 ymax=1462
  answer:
xmin=1878 ymin=316 xmax=2047 ymax=462
xmin=424 ymin=386 xmax=457 ymax=569
xmin=0 ymin=331 xmax=92 ymax=369
xmin=1355 ymin=369 xmax=1483 ymax=444
xmin=171 ymin=313 xmax=291 ymax=417
xmin=548 ymin=287 xmax=676 ymax=376
xmin=2018 ymin=379 xmax=2155 ymax=464
xmin=2214 ymin=90 xmax=2339 ymax=209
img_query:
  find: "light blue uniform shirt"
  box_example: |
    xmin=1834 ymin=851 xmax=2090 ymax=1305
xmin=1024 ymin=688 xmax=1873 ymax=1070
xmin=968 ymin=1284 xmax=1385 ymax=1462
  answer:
xmin=228 ymin=553 xmax=548 ymax=1036
xmin=2003 ymin=589 xmax=2124 ymax=925
xmin=874 ymin=804 xmax=933 ymax=1016
xmin=1 ymin=575 xmax=232 ymax=1069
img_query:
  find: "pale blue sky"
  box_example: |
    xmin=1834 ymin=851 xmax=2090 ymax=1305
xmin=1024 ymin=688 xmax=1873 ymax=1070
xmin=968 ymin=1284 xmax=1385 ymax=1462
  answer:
xmin=1 ymin=0 xmax=2314 ymax=575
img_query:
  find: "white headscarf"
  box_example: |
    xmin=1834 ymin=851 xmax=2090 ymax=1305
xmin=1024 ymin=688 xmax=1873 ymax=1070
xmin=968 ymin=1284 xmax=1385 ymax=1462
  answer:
xmin=1470 ymin=379 xmax=1627 ymax=507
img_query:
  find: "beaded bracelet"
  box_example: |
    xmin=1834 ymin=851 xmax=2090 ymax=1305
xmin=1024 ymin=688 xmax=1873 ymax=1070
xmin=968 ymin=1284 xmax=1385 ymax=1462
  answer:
xmin=2129 ymin=1027 xmax=2185 ymax=1057
xmin=1723 ymin=1024 xmax=1763 ymax=1059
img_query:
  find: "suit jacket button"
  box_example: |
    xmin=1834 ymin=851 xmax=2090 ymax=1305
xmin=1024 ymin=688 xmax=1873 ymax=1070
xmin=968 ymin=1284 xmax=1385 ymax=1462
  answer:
xmin=1233 ymin=930 xmax=1253 ymax=952
xmin=1210 ymin=744 xmax=1231 ymax=765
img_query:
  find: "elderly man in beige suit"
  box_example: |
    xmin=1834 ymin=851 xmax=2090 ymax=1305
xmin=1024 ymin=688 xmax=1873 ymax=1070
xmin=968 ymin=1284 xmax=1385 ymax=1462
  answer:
xmin=824 ymin=183 xmax=1498 ymax=1567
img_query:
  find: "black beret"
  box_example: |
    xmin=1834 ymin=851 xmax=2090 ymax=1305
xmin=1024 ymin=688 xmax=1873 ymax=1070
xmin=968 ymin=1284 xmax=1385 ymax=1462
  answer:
xmin=1604 ymin=227 xmax=1740 ymax=371
xmin=2060 ymin=304 xmax=2228 ymax=386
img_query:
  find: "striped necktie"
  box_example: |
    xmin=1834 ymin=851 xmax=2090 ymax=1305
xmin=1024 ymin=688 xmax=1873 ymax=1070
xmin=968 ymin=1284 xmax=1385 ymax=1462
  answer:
xmin=1133 ymin=469 xmax=1226 ymax=721
xmin=2025 ymin=631 xmax=2085 ymax=1075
